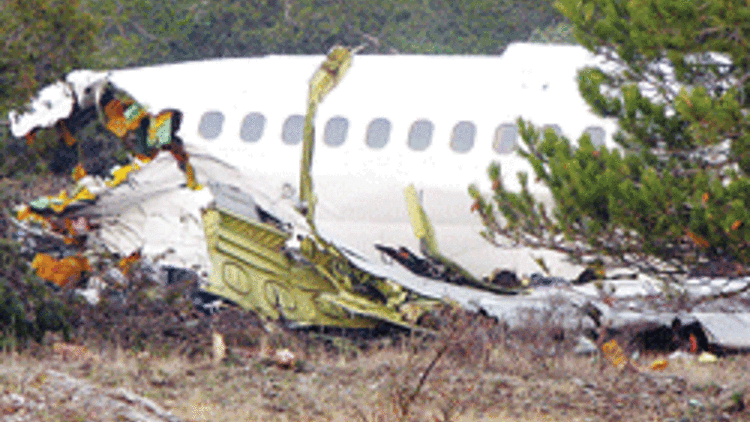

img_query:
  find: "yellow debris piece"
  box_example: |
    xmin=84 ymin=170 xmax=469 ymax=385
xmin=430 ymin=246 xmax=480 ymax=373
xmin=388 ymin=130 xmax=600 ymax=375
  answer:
xmin=601 ymin=339 xmax=628 ymax=370
xmin=184 ymin=162 xmax=203 ymax=190
xmin=118 ymin=250 xmax=141 ymax=276
xmin=399 ymin=302 xmax=427 ymax=323
xmin=45 ymin=188 xmax=95 ymax=214
xmin=31 ymin=253 xmax=91 ymax=288
xmin=147 ymin=110 xmax=173 ymax=148
xmin=45 ymin=190 xmax=70 ymax=214
xmin=105 ymin=99 xmax=149 ymax=138
xmin=308 ymin=45 xmax=353 ymax=106
xmin=105 ymin=163 xmax=141 ymax=188
xmin=697 ymin=352 xmax=718 ymax=363
xmin=73 ymin=186 xmax=96 ymax=202
xmin=16 ymin=206 xmax=53 ymax=230
xmin=123 ymin=103 xmax=148 ymax=131
xmin=404 ymin=184 xmax=439 ymax=256
xmin=134 ymin=154 xmax=153 ymax=163
xmin=299 ymin=45 xmax=355 ymax=227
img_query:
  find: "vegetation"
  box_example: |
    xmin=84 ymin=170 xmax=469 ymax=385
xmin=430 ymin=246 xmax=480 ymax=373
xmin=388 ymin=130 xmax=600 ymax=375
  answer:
xmin=78 ymin=0 xmax=565 ymax=68
xmin=1 ymin=306 xmax=748 ymax=421
xmin=0 ymin=0 xmax=98 ymax=119
xmin=471 ymin=0 xmax=750 ymax=283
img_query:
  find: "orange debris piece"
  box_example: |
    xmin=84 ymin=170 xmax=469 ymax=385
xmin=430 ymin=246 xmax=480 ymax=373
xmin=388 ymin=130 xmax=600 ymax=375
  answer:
xmin=689 ymin=333 xmax=698 ymax=354
xmin=72 ymin=164 xmax=87 ymax=181
xmin=686 ymin=230 xmax=710 ymax=248
xmin=649 ymin=359 xmax=668 ymax=371
xmin=103 ymin=99 xmax=128 ymax=137
xmin=58 ymin=121 xmax=77 ymax=147
xmin=118 ymin=250 xmax=141 ymax=276
xmin=31 ymin=253 xmax=91 ymax=288
xmin=24 ymin=131 xmax=36 ymax=146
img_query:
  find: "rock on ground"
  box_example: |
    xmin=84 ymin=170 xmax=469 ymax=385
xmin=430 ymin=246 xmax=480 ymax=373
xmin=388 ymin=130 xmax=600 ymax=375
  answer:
xmin=0 ymin=369 xmax=182 ymax=422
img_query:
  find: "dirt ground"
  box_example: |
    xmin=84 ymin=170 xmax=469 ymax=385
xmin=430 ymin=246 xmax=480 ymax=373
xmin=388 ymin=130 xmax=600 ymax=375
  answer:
xmin=1 ymin=304 xmax=749 ymax=422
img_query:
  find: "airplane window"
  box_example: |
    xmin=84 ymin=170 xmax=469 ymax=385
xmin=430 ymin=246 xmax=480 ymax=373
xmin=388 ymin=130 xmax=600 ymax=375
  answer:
xmin=493 ymin=123 xmax=518 ymax=154
xmin=323 ymin=116 xmax=349 ymax=147
xmin=450 ymin=121 xmax=476 ymax=153
xmin=584 ymin=126 xmax=606 ymax=148
xmin=365 ymin=118 xmax=391 ymax=149
xmin=542 ymin=124 xmax=562 ymax=137
xmin=282 ymin=114 xmax=304 ymax=145
xmin=408 ymin=119 xmax=433 ymax=151
xmin=198 ymin=111 xmax=225 ymax=140
xmin=240 ymin=112 xmax=265 ymax=143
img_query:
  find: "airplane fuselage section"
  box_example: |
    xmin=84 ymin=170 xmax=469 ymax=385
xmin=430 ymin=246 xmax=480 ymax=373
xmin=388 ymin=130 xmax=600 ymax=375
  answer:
xmin=98 ymin=43 xmax=616 ymax=277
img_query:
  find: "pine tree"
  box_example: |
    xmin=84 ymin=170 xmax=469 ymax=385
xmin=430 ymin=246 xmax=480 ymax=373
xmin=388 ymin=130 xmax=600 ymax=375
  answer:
xmin=469 ymin=0 xmax=750 ymax=283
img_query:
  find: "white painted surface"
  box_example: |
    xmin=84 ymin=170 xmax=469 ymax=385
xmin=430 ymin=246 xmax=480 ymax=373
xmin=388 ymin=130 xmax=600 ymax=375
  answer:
xmin=90 ymin=43 xmax=616 ymax=278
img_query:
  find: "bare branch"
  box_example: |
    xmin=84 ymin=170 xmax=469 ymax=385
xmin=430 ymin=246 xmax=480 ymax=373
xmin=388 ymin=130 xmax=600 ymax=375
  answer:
xmin=131 ymin=22 xmax=157 ymax=41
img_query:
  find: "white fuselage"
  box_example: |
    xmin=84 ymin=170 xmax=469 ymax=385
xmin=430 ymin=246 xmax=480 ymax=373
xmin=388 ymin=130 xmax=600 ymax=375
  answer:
xmin=102 ymin=43 xmax=616 ymax=278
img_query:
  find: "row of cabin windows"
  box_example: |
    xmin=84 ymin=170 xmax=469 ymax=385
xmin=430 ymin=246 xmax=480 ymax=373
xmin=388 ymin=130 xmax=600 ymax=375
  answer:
xmin=197 ymin=111 xmax=606 ymax=154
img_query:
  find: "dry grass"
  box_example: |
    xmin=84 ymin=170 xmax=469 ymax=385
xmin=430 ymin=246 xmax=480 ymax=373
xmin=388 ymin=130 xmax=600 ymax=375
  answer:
xmin=1 ymin=306 xmax=748 ymax=422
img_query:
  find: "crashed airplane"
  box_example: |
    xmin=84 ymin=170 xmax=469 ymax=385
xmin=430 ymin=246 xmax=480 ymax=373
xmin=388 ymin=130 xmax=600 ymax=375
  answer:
xmin=7 ymin=43 xmax=750 ymax=349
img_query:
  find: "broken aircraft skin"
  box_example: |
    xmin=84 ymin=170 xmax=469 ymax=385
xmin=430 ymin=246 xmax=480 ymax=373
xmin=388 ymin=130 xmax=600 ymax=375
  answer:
xmin=10 ymin=72 xmax=202 ymax=192
xmin=201 ymin=46 xmax=440 ymax=329
xmin=7 ymin=44 xmax=750 ymax=350
xmin=7 ymin=71 xmax=203 ymax=292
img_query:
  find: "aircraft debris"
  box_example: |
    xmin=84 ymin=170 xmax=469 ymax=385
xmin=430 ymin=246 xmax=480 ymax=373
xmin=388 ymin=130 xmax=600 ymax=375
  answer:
xmin=31 ymin=253 xmax=90 ymax=288
xmin=200 ymin=46 xmax=439 ymax=329
xmin=10 ymin=70 xmax=202 ymax=191
xmin=600 ymin=339 xmax=671 ymax=373
xmin=649 ymin=358 xmax=668 ymax=371
xmin=697 ymin=351 xmax=718 ymax=364
xmin=573 ymin=335 xmax=598 ymax=355
xmin=271 ymin=348 xmax=298 ymax=369
xmin=373 ymin=184 xmax=528 ymax=295
xmin=4 ymin=44 xmax=750 ymax=355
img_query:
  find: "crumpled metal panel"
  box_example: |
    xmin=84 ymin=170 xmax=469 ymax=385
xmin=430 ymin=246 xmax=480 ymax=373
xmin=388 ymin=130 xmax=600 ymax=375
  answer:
xmin=8 ymin=81 xmax=75 ymax=138
xmin=201 ymin=206 xmax=418 ymax=328
xmin=692 ymin=313 xmax=750 ymax=349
